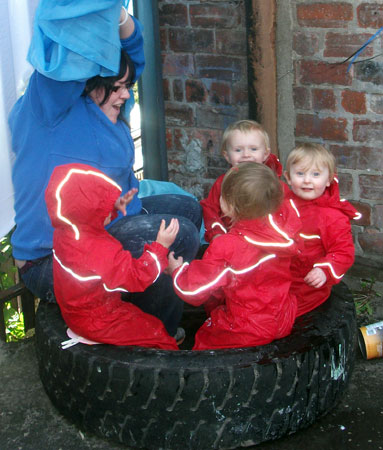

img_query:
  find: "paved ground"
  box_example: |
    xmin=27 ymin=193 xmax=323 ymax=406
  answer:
xmin=1 ymin=276 xmax=383 ymax=450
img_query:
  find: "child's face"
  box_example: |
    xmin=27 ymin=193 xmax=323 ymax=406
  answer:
xmin=286 ymin=160 xmax=331 ymax=201
xmin=223 ymin=130 xmax=270 ymax=167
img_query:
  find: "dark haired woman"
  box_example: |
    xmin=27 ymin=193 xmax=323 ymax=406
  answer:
xmin=9 ymin=4 xmax=201 ymax=338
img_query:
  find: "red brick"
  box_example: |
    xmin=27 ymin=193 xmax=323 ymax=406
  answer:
xmin=185 ymin=79 xmax=207 ymax=103
xmin=358 ymin=229 xmax=383 ymax=255
xmin=206 ymin=149 xmax=231 ymax=178
xmin=202 ymin=182 xmax=215 ymax=198
xmin=357 ymin=3 xmax=383 ymax=28
xmin=174 ymin=128 xmax=222 ymax=155
xmin=359 ymin=175 xmax=383 ymax=201
xmin=163 ymin=79 xmax=170 ymax=101
xmin=296 ymin=114 xmax=348 ymax=141
xmin=173 ymin=129 xmax=203 ymax=161
xmin=207 ymin=167 xmax=228 ymax=181
xmin=372 ymin=205 xmax=383 ymax=228
xmin=209 ymin=82 xmax=231 ymax=105
xmin=232 ymin=82 xmax=248 ymax=105
xmin=165 ymin=127 xmax=173 ymax=150
xmin=337 ymin=172 xmax=353 ymax=197
xmin=293 ymin=86 xmax=311 ymax=110
xmin=159 ymin=28 xmax=168 ymax=51
xmin=313 ymin=89 xmax=336 ymax=111
xmin=162 ymin=54 xmax=194 ymax=77
xmin=196 ymin=55 xmax=243 ymax=81
xmin=324 ymin=32 xmax=374 ymax=58
xmin=353 ymin=119 xmax=383 ymax=142
xmin=169 ymin=28 xmax=214 ymax=53
xmin=173 ymin=79 xmax=184 ymax=102
xmin=355 ymin=61 xmax=383 ymax=85
xmin=216 ymin=29 xmax=247 ymax=56
xmin=196 ymin=105 xmax=238 ymax=130
xmin=330 ymin=145 xmax=383 ymax=171
xmin=297 ymin=3 xmax=353 ymax=28
xmin=293 ymin=32 xmax=319 ymax=56
xmin=173 ymin=128 xmax=191 ymax=153
xmin=298 ymin=60 xmax=352 ymax=86
xmin=358 ymin=147 xmax=383 ymax=170
xmin=348 ymin=201 xmax=371 ymax=226
xmin=165 ymin=102 xmax=194 ymax=127
xmin=341 ymin=90 xmax=366 ymax=114
xmin=167 ymin=151 xmax=183 ymax=168
xmin=370 ymin=94 xmax=383 ymax=114
xmin=190 ymin=4 xmax=241 ymax=28
xmin=207 ymin=154 xmax=230 ymax=170
xmin=159 ymin=4 xmax=188 ymax=27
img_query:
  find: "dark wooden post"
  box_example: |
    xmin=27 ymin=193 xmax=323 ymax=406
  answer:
xmin=245 ymin=0 xmax=278 ymax=154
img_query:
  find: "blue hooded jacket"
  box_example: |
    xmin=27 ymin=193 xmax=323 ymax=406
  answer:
xmin=9 ymin=1 xmax=145 ymax=260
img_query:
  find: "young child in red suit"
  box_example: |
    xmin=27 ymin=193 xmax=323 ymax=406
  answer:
xmin=283 ymin=143 xmax=362 ymax=317
xmin=200 ymin=120 xmax=282 ymax=243
xmin=45 ymin=163 xmax=180 ymax=350
xmin=167 ymin=162 xmax=301 ymax=350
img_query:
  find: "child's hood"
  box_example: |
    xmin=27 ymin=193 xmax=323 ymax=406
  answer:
xmin=265 ymin=153 xmax=283 ymax=177
xmin=317 ymin=178 xmax=360 ymax=220
xmin=286 ymin=177 xmax=360 ymax=221
xmin=45 ymin=163 xmax=121 ymax=232
xmin=230 ymin=209 xmax=301 ymax=257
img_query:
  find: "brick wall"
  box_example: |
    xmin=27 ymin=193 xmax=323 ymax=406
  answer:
xmin=291 ymin=1 xmax=383 ymax=267
xmin=158 ymin=0 xmax=383 ymax=267
xmin=158 ymin=0 xmax=249 ymax=199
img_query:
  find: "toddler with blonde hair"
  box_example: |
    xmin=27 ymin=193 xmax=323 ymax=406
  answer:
xmin=168 ymin=162 xmax=301 ymax=350
xmin=201 ymin=120 xmax=282 ymax=243
xmin=284 ymin=143 xmax=361 ymax=316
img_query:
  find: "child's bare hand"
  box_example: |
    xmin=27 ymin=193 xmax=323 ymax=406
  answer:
xmin=165 ymin=251 xmax=184 ymax=275
xmin=156 ymin=218 xmax=179 ymax=249
xmin=304 ymin=267 xmax=327 ymax=288
xmin=114 ymin=188 xmax=138 ymax=216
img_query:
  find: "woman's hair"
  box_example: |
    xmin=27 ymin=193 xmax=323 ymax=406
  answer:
xmin=220 ymin=120 xmax=270 ymax=154
xmin=221 ymin=162 xmax=283 ymax=221
xmin=82 ymin=49 xmax=136 ymax=107
xmin=285 ymin=143 xmax=336 ymax=181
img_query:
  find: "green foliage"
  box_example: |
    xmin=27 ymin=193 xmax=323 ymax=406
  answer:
xmin=352 ymin=277 xmax=382 ymax=317
xmin=133 ymin=82 xmax=139 ymax=104
xmin=0 ymin=233 xmax=16 ymax=290
xmin=3 ymin=303 xmax=25 ymax=342
xmin=1 ymin=230 xmax=26 ymax=342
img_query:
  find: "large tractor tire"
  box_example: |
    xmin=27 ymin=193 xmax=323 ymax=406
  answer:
xmin=35 ymin=282 xmax=356 ymax=449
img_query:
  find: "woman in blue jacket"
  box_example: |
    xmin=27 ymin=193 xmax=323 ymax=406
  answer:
xmin=9 ymin=1 xmax=201 ymax=338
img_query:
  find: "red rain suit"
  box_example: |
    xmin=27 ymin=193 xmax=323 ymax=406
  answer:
xmin=45 ymin=163 xmax=178 ymax=350
xmin=172 ymin=199 xmax=301 ymax=350
xmin=201 ymin=154 xmax=283 ymax=242
xmin=284 ymin=179 xmax=360 ymax=317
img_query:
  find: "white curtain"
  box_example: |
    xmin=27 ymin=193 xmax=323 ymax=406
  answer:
xmin=0 ymin=0 xmax=38 ymax=238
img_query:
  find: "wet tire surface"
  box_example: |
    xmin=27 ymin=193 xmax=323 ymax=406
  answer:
xmin=35 ymin=282 xmax=356 ymax=450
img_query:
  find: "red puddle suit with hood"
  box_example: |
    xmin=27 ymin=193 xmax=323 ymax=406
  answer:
xmin=285 ymin=178 xmax=361 ymax=317
xmin=45 ymin=163 xmax=178 ymax=350
xmin=201 ymin=154 xmax=283 ymax=242
xmin=172 ymin=199 xmax=301 ymax=350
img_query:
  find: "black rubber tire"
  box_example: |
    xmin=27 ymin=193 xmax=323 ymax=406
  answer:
xmin=35 ymin=282 xmax=356 ymax=450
